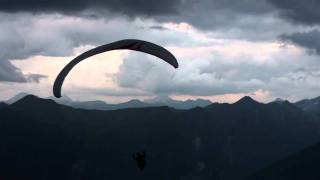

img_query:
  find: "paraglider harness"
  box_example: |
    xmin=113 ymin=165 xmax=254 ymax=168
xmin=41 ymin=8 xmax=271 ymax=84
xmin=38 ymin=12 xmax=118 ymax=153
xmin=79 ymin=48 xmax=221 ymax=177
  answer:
xmin=132 ymin=151 xmax=146 ymax=171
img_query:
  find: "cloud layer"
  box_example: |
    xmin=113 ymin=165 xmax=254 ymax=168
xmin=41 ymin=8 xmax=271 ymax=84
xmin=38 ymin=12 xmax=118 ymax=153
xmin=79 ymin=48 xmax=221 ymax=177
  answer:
xmin=281 ymin=29 xmax=320 ymax=55
xmin=267 ymin=0 xmax=320 ymax=25
xmin=0 ymin=0 xmax=181 ymax=16
xmin=1 ymin=0 xmax=320 ymax=102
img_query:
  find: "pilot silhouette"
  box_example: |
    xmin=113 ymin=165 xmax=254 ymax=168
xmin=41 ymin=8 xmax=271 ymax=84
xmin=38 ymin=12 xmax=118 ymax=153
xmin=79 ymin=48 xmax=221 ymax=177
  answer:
xmin=132 ymin=151 xmax=146 ymax=171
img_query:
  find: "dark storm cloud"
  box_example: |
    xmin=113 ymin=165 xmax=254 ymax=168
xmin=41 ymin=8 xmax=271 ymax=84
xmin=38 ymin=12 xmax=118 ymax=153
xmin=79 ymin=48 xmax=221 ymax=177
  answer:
xmin=0 ymin=0 xmax=273 ymax=14
xmin=266 ymin=0 xmax=320 ymax=25
xmin=270 ymin=1 xmax=320 ymax=56
xmin=25 ymin=74 xmax=48 ymax=83
xmin=148 ymin=25 xmax=169 ymax=31
xmin=0 ymin=60 xmax=26 ymax=82
xmin=0 ymin=0 xmax=293 ymax=41
xmin=1 ymin=0 xmax=315 ymax=33
xmin=0 ymin=60 xmax=47 ymax=82
xmin=0 ymin=0 xmax=276 ymax=29
xmin=0 ymin=0 xmax=181 ymax=16
xmin=280 ymin=29 xmax=320 ymax=55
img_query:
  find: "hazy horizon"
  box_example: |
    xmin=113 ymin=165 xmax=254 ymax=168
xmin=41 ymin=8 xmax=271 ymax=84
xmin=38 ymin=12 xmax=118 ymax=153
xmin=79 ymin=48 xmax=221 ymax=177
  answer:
xmin=3 ymin=91 xmax=319 ymax=105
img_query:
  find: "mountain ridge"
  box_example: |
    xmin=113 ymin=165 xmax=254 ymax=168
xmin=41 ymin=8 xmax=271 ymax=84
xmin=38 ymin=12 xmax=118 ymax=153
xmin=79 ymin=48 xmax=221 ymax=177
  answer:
xmin=2 ymin=94 xmax=320 ymax=179
xmin=294 ymin=96 xmax=320 ymax=111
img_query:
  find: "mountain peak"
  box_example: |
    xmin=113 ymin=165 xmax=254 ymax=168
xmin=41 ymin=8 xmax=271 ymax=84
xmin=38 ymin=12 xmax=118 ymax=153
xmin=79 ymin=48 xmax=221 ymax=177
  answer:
xmin=272 ymin=98 xmax=290 ymax=104
xmin=145 ymin=95 xmax=173 ymax=104
xmin=127 ymin=99 xmax=144 ymax=103
xmin=235 ymin=96 xmax=259 ymax=105
xmin=19 ymin=94 xmax=43 ymax=102
xmin=13 ymin=95 xmax=57 ymax=107
xmin=275 ymin=98 xmax=286 ymax=102
xmin=120 ymin=99 xmax=150 ymax=108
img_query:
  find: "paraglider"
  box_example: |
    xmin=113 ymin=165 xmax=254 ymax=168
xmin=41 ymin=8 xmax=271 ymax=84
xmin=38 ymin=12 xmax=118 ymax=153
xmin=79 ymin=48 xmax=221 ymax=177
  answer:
xmin=53 ymin=39 xmax=179 ymax=98
xmin=132 ymin=151 xmax=146 ymax=171
xmin=52 ymin=39 xmax=179 ymax=171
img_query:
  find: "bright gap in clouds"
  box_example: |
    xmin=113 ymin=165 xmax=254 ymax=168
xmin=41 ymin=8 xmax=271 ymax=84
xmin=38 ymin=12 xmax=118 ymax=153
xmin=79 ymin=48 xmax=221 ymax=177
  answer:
xmin=10 ymin=46 xmax=128 ymax=102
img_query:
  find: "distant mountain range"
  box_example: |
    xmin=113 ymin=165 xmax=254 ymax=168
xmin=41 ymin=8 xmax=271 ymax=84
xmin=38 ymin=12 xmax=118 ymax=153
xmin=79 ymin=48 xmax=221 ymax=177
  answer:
xmin=7 ymin=92 xmax=320 ymax=112
xmin=6 ymin=92 xmax=212 ymax=110
xmin=144 ymin=95 xmax=212 ymax=109
xmin=50 ymin=96 xmax=155 ymax=110
xmin=2 ymin=95 xmax=320 ymax=179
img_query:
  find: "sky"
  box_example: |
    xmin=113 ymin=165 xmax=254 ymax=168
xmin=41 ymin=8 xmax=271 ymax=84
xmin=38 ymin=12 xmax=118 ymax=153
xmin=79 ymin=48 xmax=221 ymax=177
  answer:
xmin=1 ymin=0 xmax=320 ymax=103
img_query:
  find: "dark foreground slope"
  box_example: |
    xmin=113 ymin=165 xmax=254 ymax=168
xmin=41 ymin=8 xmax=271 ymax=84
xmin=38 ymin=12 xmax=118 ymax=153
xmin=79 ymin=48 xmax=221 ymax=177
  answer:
xmin=0 ymin=102 xmax=7 ymax=109
xmin=244 ymin=142 xmax=320 ymax=180
xmin=0 ymin=95 xmax=319 ymax=180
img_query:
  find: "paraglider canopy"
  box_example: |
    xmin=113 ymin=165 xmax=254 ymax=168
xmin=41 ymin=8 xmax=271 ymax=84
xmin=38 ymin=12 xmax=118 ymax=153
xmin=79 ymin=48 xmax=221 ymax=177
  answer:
xmin=53 ymin=39 xmax=179 ymax=98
